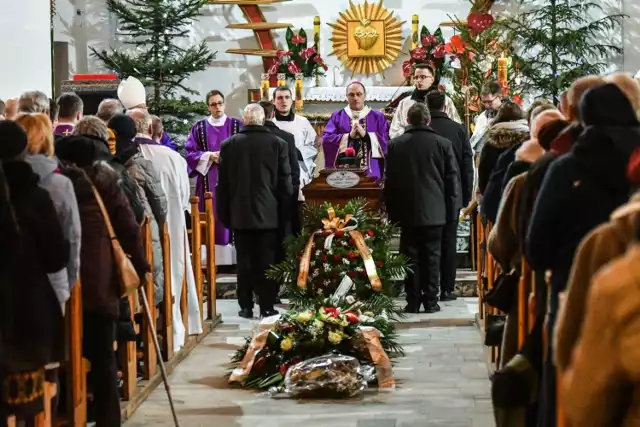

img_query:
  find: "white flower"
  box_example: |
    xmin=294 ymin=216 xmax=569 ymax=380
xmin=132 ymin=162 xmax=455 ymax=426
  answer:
xmin=323 ymin=280 xmax=331 ymax=286
xmin=312 ymin=269 xmax=319 ymax=278
xmin=327 ymin=249 xmax=333 ymax=255
xmin=355 ymin=266 xmax=364 ymax=272
xmin=315 ymin=250 xmax=321 ymax=256
xmin=342 ymin=258 xmax=350 ymax=265
xmin=317 ymin=288 xmax=324 ymax=295
xmin=323 ymin=263 xmax=330 ymax=270
xmin=345 ymin=295 xmax=355 ymax=304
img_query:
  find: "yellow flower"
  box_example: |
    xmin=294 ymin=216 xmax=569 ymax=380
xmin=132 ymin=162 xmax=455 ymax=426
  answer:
xmin=280 ymin=338 xmax=293 ymax=351
xmin=328 ymin=331 xmax=343 ymax=344
xmin=296 ymin=311 xmax=313 ymax=322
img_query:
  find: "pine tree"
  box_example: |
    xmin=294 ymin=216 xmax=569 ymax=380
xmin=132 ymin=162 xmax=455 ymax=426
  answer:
xmin=91 ymin=0 xmax=215 ymax=139
xmin=503 ymin=0 xmax=625 ymax=104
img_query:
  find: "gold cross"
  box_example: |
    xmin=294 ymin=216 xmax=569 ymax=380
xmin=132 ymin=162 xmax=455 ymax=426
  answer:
xmin=63 ymin=129 xmax=71 ymax=135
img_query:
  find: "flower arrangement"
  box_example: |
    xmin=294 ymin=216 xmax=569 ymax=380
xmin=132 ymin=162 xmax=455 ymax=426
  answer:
xmin=269 ymin=27 xmax=329 ymax=81
xmin=402 ymin=27 xmax=449 ymax=80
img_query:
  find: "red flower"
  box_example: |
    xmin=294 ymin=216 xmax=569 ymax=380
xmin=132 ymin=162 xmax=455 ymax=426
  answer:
xmin=347 ymin=271 xmax=356 ymax=278
xmin=349 ymin=238 xmax=355 ymax=246
xmin=359 ymin=271 xmax=367 ymax=277
xmin=280 ymin=363 xmax=289 ymax=376
xmin=377 ymin=261 xmax=383 ymax=268
xmin=320 ymin=255 xmax=328 ymax=262
xmin=333 ymin=255 xmax=342 ymax=263
xmin=325 ymin=307 xmax=339 ymax=317
xmin=300 ymin=47 xmax=316 ymax=60
xmin=314 ymin=56 xmax=329 ymax=71
xmin=276 ymin=50 xmax=290 ymax=58
xmin=402 ymin=60 xmax=413 ymax=77
xmin=268 ymin=61 xmax=281 ymax=75
xmin=410 ymin=47 xmax=426 ymax=60
xmin=292 ymin=35 xmax=306 ymax=45
xmin=433 ymin=44 xmax=446 ymax=59
xmin=344 ymin=147 xmax=356 ymax=157
xmin=347 ymin=251 xmax=357 ymax=260
xmin=345 ymin=311 xmax=360 ymax=324
xmin=421 ymin=34 xmax=438 ymax=47
xmin=335 ymin=230 xmax=345 ymax=238
xmin=287 ymin=62 xmax=301 ymax=74
xmin=366 ymin=230 xmax=374 ymax=237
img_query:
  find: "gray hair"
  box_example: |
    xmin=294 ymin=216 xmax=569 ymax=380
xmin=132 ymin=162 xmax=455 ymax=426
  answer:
xmin=18 ymin=91 xmax=49 ymax=114
xmin=127 ymin=108 xmax=152 ymax=136
xmin=73 ymin=116 xmax=109 ymax=141
xmin=97 ymin=98 xmax=124 ymax=123
xmin=242 ymin=103 xmax=265 ymax=126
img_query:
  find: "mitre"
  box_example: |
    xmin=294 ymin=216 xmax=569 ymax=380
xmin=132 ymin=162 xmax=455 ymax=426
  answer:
xmin=118 ymin=76 xmax=146 ymax=109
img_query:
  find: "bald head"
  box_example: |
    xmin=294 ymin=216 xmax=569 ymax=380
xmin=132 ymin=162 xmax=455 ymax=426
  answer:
xmin=97 ymin=98 xmax=124 ymax=123
xmin=128 ymin=108 xmax=152 ymax=136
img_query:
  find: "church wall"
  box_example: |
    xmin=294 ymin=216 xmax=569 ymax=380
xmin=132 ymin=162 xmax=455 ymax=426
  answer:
xmin=51 ymin=0 xmax=637 ymax=115
xmin=0 ymin=0 xmax=53 ymax=99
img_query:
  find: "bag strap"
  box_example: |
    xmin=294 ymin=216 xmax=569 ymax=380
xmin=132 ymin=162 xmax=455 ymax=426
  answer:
xmin=90 ymin=185 xmax=117 ymax=240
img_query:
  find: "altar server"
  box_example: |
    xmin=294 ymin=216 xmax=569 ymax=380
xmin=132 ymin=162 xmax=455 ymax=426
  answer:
xmin=184 ymin=90 xmax=242 ymax=264
xmin=273 ymin=86 xmax=318 ymax=231
xmin=117 ymin=76 xmax=178 ymax=151
xmin=322 ymin=82 xmax=389 ymax=180
xmin=53 ymin=92 xmax=84 ymax=138
xmin=128 ymin=108 xmax=202 ymax=350
xmin=389 ymin=64 xmax=461 ymax=138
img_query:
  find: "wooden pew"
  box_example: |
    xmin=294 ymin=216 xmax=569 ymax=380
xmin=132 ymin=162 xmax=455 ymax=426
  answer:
xmin=161 ymin=221 xmax=174 ymax=361
xmin=475 ymin=212 xmax=484 ymax=320
xmin=517 ymin=257 xmax=532 ymax=350
xmin=190 ymin=197 xmax=204 ymax=327
xmin=203 ymin=192 xmax=218 ymax=321
xmin=140 ymin=217 xmax=157 ymax=380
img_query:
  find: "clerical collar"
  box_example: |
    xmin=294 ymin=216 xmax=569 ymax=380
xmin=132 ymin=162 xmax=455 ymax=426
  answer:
xmin=411 ymin=89 xmax=430 ymax=103
xmin=275 ymin=110 xmax=295 ymax=122
xmin=344 ymin=105 xmax=371 ymax=120
xmin=208 ymin=114 xmax=227 ymax=127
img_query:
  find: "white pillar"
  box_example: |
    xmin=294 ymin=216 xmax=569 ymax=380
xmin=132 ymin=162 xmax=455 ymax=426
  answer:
xmin=623 ymin=0 xmax=640 ymax=74
xmin=0 ymin=0 xmax=53 ymax=99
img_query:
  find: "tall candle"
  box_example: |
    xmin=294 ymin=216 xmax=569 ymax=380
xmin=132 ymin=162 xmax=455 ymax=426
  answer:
xmin=277 ymin=73 xmax=286 ymax=88
xmin=260 ymin=73 xmax=270 ymax=100
xmin=295 ymin=73 xmax=304 ymax=112
xmin=412 ymin=15 xmax=419 ymax=49
xmin=497 ymin=53 xmax=508 ymax=84
xmin=314 ymin=16 xmax=320 ymax=51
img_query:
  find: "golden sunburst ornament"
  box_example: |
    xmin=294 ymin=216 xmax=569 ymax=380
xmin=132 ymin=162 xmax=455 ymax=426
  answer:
xmin=328 ymin=0 xmax=404 ymax=76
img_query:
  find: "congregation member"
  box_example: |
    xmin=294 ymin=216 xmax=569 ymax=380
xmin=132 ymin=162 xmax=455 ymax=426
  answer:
xmin=184 ymin=90 xmax=242 ymax=265
xmin=117 ymin=76 xmax=178 ymax=151
xmin=18 ymin=90 xmax=50 ymax=115
xmin=129 ymin=108 xmax=203 ymax=349
xmin=53 ymin=92 xmax=84 ymax=138
xmin=273 ymin=86 xmax=318 ymax=233
xmin=389 ymin=64 xmax=461 ymax=138
xmin=217 ymin=103 xmax=292 ymax=319
xmin=17 ymin=113 xmax=81 ymax=311
xmin=384 ymin=103 xmax=459 ymax=314
xmin=427 ymin=90 xmax=473 ymax=301
xmin=0 ymin=99 xmax=4 ymax=120
xmin=321 ymin=82 xmax=389 ymax=180
xmin=0 ymin=120 xmax=69 ymax=427
xmin=151 ymin=114 xmax=164 ymax=143
xmin=3 ymin=98 xmax=18 ymax=120
xmin=97 ymin=98 xmax=123 ymax=123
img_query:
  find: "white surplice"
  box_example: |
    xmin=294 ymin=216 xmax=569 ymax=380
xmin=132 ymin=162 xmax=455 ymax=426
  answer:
xmin=389 ymin=95 xmax=461 ymax=139
xmin=275 ymin=114 xmax=318 ymax=201
xmin=139 ymin=142 xmax=203 ymax=350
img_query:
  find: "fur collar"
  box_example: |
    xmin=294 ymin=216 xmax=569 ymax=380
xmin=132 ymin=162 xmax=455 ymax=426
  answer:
xmin=487 ymin=120 xmax=530 ymax=149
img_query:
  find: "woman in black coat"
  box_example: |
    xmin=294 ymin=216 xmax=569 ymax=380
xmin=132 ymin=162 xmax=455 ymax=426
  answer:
xmin=0 ymin=121 xmax=69 ymax=422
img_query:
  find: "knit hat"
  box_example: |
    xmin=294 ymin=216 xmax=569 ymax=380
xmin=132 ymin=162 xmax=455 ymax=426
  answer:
xmin=108 ymin=114 xmax=138 ymax=155
xmin=0 ymin=120 xmax=28 ymax=160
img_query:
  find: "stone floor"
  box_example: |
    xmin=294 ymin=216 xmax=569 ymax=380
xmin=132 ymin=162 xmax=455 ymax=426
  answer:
xmin=124 ymin=298 xmax=494 ymax=427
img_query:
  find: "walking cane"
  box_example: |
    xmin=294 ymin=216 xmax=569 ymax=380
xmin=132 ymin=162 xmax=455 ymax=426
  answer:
xmin=138 ymin=286 xmax=181 ymax=427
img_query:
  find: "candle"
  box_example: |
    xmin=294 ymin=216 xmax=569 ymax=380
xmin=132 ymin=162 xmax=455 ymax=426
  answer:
xmin=260 ymin=73 xmax=270 ymax=100
xmin=314 ymin=16 xmax=321 ymax=51
xmin=412 ymin=15 xmax=419 ymax=49
xmin=277 ymin=73 xmax=286 ymax=88
xmin=497 ymin=53 xmax=508 ymax=84
xmin=295 ymin=73 xmax=304 ymax=112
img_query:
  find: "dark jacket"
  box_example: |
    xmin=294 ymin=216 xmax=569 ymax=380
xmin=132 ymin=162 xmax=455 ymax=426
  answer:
xmin=384 ymin=124 xmax=459 ymax=228
xmin=481 ymin=143 xmax=523 ymax=222
xmin=526 ymin=83 xmax=640 ymax=313
xmin=264 ymin=120 xmax=300 ymax=191
xmin=216 ymin=125 xmax=293 ymax=230
xmin=0 ymin=161 xmax=68 ymax=371
xmin=429 ymin=110 xmax=474 ymax=207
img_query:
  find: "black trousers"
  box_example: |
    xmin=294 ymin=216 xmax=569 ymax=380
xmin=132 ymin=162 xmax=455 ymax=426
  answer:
xmin=440 ymin=219 xmax=458 ymax=294
xmin=234 ymin=229 xmax=278 ymax=312
xmin=83 ymin=312 xmax=120 ymax=427
xmin=400 ymin=225 xmax=443 ymax=308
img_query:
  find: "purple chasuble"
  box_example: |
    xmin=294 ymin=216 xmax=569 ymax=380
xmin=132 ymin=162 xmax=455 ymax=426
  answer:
xmin=54 ymin=123 xmax=74 ymax=137
xmin=184 ymin=117 xmax=242 ymax=246
xmin=321 ymin=108 xmax=389 ymax=180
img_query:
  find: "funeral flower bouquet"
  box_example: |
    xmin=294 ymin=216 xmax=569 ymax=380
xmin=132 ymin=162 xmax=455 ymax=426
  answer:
xmin=269 ymin=28 xmax=329 ymax=81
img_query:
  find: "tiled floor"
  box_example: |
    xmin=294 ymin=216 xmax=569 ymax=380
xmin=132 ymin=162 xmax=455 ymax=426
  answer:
xmin=124 ymin=299 xmax=494 ymax=427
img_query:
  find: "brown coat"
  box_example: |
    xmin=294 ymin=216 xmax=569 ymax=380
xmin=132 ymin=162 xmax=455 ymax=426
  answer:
xmin=561 ymin=244 xmax=640 ymax=427
xmin=554 ymin=191 xmax=640 ymax=371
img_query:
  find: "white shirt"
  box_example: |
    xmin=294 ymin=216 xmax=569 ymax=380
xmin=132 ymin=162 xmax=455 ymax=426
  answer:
xmin=275 ymin=114 xmax=318 ymax=201
xmin=389 ymin=94 xmax=462 ymax=139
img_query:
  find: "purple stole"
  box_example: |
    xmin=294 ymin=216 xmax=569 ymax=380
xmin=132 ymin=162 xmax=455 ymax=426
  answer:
xmin=54 ymin=124 xmax=74 ymax=137
xmin=193 ymin=118 xmax=240 ymax=194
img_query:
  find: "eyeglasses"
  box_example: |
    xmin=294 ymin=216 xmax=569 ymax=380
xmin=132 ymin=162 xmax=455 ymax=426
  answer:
xmin=209 ymin=102 xmax=224 ymax=107
xmin=482 ymin=96 xmax=499 ymax=106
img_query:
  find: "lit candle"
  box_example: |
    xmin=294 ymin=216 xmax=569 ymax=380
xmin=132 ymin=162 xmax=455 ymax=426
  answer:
xmin=497 ymin=53 xmax=508 ymax=85
xmin=412 ymin=15 xmax=419 ymax=49
xmin=260 ymin=73 xmax=270 ymax=100
xmin=277 ymin=73 xmax=286 ymax=87
xmin=314 ymin=16 xmax=321 ymax=52
xmin=295 ymin=73 xmax=304 ymax=112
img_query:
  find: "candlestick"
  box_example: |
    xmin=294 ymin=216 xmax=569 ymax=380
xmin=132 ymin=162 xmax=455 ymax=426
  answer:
xmin=314 ymin=16 xmax=321 ymax=86
xmin=260 ymin=73 xmax=270 ymax=100
xmin=277 ymin=73 xmax=286 ymax=88
xmin=412 ymin=15 xmax=419 ymax=49
xmin=295 ymin=73 xmax=304 ymax=112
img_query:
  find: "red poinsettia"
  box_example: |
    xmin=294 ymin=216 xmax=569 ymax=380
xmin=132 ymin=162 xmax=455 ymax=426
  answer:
xmin=292 ymin=34 xmax=306 ymax=45
xmin=344 ymin=312 xmax=360 ymax=324
xmin=269 ymin=27 xmax=328 ymax=81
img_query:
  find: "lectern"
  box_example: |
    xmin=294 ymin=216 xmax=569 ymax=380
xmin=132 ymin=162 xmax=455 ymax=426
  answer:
xmin=302 ymin=168 xmax=382 ymax=211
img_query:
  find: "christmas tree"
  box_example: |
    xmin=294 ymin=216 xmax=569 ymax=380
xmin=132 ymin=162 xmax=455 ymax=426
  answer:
xmin=91 ymin=0 xmax=215 ymax=140
xmin=502 ymin=0 xmax=625 ymax=104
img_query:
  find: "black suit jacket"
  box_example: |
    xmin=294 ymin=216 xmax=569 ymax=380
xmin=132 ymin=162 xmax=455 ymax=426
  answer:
xmin=384 ymin=124 xmax=459 ymax=228
xmin=264 ymin=120 xmax=300 ymax=191
xmin=429 ymin=110 xmax=473 ymax=207
xmin=216 ymin=125 xmax=292 ymax=230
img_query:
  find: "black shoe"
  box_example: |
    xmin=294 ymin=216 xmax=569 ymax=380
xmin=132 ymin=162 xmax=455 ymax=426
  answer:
xmin=404 ymin=305 xmax=420 ymax=314
xmin=440 ymin=291 xmax=457 ymax=301
xmin=424 ymin=303 xmax=441 ymax=313
xmin=260 ymin=309 xmax=279 ymax=318
xmin=238 ymin=308 xmax=253 ymax=319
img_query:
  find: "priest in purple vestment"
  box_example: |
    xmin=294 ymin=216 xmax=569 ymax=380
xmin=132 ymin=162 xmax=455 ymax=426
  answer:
xmin=322 ymin=82 xmax=389 ymax=180
xmin=53 ymin=92 xmax=83 ymax=138
xmin=184 ymin=90 xmax=242 ymax=247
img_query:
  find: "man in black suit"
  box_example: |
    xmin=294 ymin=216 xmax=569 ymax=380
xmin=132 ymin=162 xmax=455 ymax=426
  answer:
xmin=427 ymin=90 xmax=473 ymax=301
xmin=217 ymin=103 xmax=292 ymax=318
xmin=384 ymin=103 xmax=459 ymax=313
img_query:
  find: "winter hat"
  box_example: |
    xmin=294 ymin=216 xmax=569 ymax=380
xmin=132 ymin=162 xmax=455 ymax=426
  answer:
xmin=0 ymin=120 xmax=28 ymax=160
xmin=580 ymin=83 xmax=638 ymax=127
xmin=108 ymin=114 xmax=138 ymax=155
